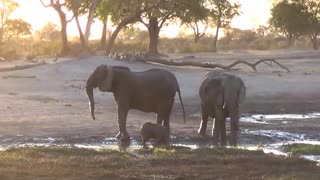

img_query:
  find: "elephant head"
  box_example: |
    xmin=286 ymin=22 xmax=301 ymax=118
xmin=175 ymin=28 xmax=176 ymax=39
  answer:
xmin=204 ymin=79 xmax=224 ymax=108
xmin=86 ymin=65 xmax=114 ymax=120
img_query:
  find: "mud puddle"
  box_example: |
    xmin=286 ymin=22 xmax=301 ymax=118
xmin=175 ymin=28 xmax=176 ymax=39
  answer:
xmin=0 ymin=133 xmax=319 ymax=164
xmin=241 ymin=112 xmax=320 ymax=124
xmin=0 ymin=113 xmax=319 ymax=164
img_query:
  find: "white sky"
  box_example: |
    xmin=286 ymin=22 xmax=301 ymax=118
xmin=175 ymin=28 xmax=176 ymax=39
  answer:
xmin=10 ymin=0 xmax=272 ymax=39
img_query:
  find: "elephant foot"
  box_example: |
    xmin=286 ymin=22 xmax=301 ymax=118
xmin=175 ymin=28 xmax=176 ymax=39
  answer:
xmin=120 ymin=133 xmax=130 ymax=141
xmin=198 ymin=128 xmax=206 ymax=137
xmin=229 ymin=138 xmax=238 ymax=146
xmin=116 ymin=132 xmax=122 ymax=140
xmin=116 ymin=132 xmax=130 ymax=141
xmin=212 ymin=137 xmax=219 ymax=146
xmin=220 ymin=140 xmax=227 ymax=147
xmin=229 ymin=131 xmax=240 ymax=146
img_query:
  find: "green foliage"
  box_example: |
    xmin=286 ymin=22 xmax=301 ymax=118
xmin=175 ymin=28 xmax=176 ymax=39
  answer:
xmin=283 ymin=144 xmax=320 ymax=155
xmin=3 ymin=19 xmax=31 ymax=41
xmin=207 ymin=0 xmax=241 ymax=28
xmin=65 ymin=0 xmax=91 ymax=15
xmin=179 ymin=0 xmax=210 ymax=42
xmin=0 ymin=0 xmax=19 ymax=27
xmin=269 ymin=1 xmax=309 ymax=42
xmin=34 ymin=22 xmax=60 ymax=41
xmin=206 ymin=0 xmax=241 ymax=52
xmin=95 ymin=0 xmax=113 ymax=22
xmin=108 ymin=0 xmax=143 ymax=24
xmin=0 ymin=0 xmax=19 ymax=43
xmin=269 ymin=0 xmax=320 ymax=49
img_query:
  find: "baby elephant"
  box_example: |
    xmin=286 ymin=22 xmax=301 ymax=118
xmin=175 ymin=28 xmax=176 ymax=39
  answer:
xmin=140 ymin=122 xmax=170 ymax=148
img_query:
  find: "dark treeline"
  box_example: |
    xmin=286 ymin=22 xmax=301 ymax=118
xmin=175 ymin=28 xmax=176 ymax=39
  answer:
xmin=0 ymin=0 xmax=319 ymax=60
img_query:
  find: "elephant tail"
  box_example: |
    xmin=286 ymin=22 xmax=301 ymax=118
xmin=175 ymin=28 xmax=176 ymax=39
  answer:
xmin=177 ymin=86 xmax=186 ymax=123
xmin=239 ymin=81 xmax=246 ymax=104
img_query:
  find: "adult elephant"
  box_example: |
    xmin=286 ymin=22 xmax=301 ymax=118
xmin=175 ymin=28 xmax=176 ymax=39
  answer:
xmin=198 ymin=71 xmax=246 ymax=146
xmin=86 ymin=65 xmax=185 ymax=141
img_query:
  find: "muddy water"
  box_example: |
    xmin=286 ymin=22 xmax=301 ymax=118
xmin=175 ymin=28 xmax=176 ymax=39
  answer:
xmin=0 ymin=113 xmax=320 ymax=164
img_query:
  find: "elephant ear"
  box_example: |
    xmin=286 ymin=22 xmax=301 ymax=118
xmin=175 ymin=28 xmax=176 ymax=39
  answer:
xmin=105 ymin=66 xmax=114 ymax=91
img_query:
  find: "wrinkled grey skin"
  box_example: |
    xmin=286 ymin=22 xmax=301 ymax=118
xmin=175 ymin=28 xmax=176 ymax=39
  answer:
xmin=198 ymin=71 xmax=246 ymax=146
xmin=86 ymin=65 xmax=185 ymax=141
xmin=140 ymin=122 xmax=169 ymax=148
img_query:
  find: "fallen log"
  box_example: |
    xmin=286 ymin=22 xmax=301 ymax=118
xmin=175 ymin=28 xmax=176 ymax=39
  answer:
xmin=136 ymin=56 xmax=291 ymax=72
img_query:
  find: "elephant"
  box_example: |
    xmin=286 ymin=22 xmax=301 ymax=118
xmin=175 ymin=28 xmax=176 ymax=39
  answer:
xmin=140 ymin=122 xmax=169 ymax=148
xmin=198 ymin=71 xmax=246 ymax=146
xmin=86 ymin=65 xmax=185 ymax=141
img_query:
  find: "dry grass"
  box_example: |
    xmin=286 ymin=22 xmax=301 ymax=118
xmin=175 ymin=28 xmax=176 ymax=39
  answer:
xmin=0 ymin=146 xmax=319 ymax=179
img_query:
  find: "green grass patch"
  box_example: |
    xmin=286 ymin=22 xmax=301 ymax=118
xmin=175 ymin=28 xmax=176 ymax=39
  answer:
xmin=0 ymin=146 xmax=319 ymax=179
xmin=283 ymin=143 xmax=320 ymax=155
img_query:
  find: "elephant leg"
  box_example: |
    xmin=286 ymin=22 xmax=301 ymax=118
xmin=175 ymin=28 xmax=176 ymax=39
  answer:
xmin=163 ymin=108 xmax=172 ymax=131
xmin=198 ymin=104 xmax=209 ymax=136
xmin=219 ymin=112 xmax=227 ymax=146
xmin=212 ymin=117 xmax=219 ymax=145
xmin=158 ymin=101 xmax=173 ymax=131
xmin=156 ymin=114 xmax=163 ymax=125
xmin=229 ymin=107 xmax=240 ymax=146
xmin=142 ymin=137 xmax=148 ymax=149
xmin=117 ymin=105 xmax=130 ymax=141
xmin=213 ymin=107 xmax=225 ymax=146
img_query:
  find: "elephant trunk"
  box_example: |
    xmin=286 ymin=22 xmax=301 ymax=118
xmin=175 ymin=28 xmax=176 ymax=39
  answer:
xmin=86 ymin=85 xmax=96 ymax=120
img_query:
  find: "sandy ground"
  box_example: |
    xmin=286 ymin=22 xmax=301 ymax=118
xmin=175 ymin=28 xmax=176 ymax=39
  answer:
xmin=0 ymin=50 xmax=320 ymax=143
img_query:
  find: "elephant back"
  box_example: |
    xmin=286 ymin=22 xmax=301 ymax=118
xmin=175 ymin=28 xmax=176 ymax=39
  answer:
xmin=201 ymin=71 xmax=246 ymax=105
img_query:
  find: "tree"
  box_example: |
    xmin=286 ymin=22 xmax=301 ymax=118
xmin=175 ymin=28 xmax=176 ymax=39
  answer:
xmin=207 ymin=0 xmax=240 ymax=52
xmin=105 ymin=0 xmax=160 ymax=55
xmin=183 ymin=21 xmax=209 ymax=43
xmin=179 ymin=0 xmax=210 ymax=43
xmin=269 ymin=1 xmax=308 ymax=47
xmin=298 ymin=0 xmax=320 ymax=50
xmin=3 ymin=19 xmax=31 ymax=41
xmin=140 ymin=0 xmax=205 ymax=54
xmin=69 ymin=0 xmax=86 ymax=46
xmin=0 ymin=0 xmax=19 ymax=44
xmin=95 ymin=0 xmax=112 ymax=49
xmin=40 ymin=0 xmax=73 ymax=55
xmin=35 ymin=22 xmax=59 ymax=41
xmin=66 ymin=0 xmax=98 ymax=47
xmin=255 ymin=25 xmax=270 ymax=38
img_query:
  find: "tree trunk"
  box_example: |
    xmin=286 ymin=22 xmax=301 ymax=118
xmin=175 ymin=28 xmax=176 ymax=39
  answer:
xmin=58 ymin=11 xmax=70 ymax=55
xmin=310 ymin=35 xmax=318 ymax=50
xmin=84 ymin=0 xmax=98 ymax=45
xmin=105 ymin=21 xmax=127 ymax=55
xmin=148 ymin=17 xmax=160 ymax=54
xmin=194 ymin=35 xmax=200 ymax=43
xmin=213 ymin=25 xmax=220 ymax=53
xmin=287 ymin=34 xmax=294 ymax=48
xmin=75 ymin=15 xmax=86 ymax=47
xmin=100 ymin=20 xmax=107 ymax=49
xmin=105 ymin=16 xmax=138 ymax=55
xmin=0 ymin=28 xmax=3 ymax=45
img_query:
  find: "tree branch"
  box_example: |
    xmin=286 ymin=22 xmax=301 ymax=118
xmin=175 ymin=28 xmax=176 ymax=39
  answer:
xmin=40 ymin=0 xmax=52 ymax=8
xmin=114 ymin=55 xmax=291 ymax=73
xmin=67 ymin=15 xmax=75 ymax=23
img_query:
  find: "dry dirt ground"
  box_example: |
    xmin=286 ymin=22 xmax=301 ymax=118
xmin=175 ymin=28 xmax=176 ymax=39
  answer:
xmin=0 ymin=49 xmax=320 ymax=145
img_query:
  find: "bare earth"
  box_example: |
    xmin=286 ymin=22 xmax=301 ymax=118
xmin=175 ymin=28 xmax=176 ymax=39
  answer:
xmin=0 ymin=49 xmax=320 ymax=144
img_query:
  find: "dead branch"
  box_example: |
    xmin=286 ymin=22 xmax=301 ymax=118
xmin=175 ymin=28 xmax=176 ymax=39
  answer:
xmin=137 ymin=56 xmax=291 ymax=72
xmin=110 ymin=52 xmax=291 ymax=72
